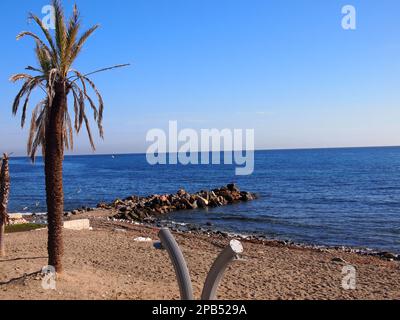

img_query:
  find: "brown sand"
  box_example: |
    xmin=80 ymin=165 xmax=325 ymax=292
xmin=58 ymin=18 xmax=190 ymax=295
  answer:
xmin=0 ymin=213 xmax=399 ymax=300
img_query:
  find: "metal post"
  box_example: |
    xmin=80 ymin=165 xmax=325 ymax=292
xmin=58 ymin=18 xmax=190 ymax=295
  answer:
xmin=201 ymin=240 xmax=243 ymax=300
xmin=158 ymin=228 xmax=194 ymax=300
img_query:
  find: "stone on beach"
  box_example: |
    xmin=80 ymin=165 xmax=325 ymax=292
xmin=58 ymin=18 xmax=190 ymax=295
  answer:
xmin=331 ymin=257 xmax=348 ymax=264
xmin=378 ymin=252 xmax=399 ymax=261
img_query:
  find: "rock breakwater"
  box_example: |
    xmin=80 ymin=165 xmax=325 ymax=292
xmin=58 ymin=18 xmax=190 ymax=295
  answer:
xmin=97 ymin=184 xmax=257 ymax=222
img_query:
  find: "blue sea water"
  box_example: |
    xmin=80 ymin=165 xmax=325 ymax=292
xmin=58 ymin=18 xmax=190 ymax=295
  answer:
xmin=7 ymin=147 xmax=400 ymax=253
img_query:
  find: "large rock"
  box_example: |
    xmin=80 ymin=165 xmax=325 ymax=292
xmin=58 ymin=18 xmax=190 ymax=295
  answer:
xmin=177 ymin=189 xmax=189 ymax=198
xmin=241 ymin=192 xmax=254 ymax=201
xmin=227 ymin=183 xmax=240 ymax=193
xmin=181 ymin=198 xmax=196 ymax=210
xmin=196 ymin=196 xmax=209 ymax=208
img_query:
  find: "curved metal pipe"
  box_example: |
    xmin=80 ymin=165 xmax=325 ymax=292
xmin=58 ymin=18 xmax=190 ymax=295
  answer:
xmin=158 ymin=228 xmax=194 ymax=300
xmin=201 ymin=240 xmax=244 ymax=300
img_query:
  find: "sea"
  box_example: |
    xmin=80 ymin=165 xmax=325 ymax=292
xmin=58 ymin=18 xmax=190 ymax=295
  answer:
xmin=7 ymin=147 xmax=400 ymax=253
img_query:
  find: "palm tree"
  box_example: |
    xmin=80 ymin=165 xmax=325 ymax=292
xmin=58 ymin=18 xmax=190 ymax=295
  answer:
xmin=0 ymin=154 xmax=10 ymax=257
xmin=11 ymin=0 xmax=128 ymax=272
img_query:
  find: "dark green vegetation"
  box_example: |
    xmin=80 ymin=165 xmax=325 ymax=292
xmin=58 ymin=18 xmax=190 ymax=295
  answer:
xmin=5 ymin=223 xmax=44 ymax=234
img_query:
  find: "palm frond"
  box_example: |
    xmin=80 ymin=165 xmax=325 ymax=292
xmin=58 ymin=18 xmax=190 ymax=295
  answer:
xmin=17 ymin=31 xmax=50 ymax=51
xmin=53 ymin=0 xmax=67 ymax=65
xmin=83 ymin=114 xmax=95 ymax=150
xmin=35 ymin=42 xmax=52 ymax=73
xmin=70 ymin=71 xmax=98 ymax=121
xmin=63 ymin=109 xmax=74 ymax=150
xmin=27 ymin=99 xmax=47 ymax=162
xmin=64 ymin=4 xmax=80 ymax=69
xmin=28 ymin=13 xmax=58 ymax=66
xmin=80 ymin=64 xmax=130 ymax=78
xmin=12 ymin=78 xmax=37 ymax=115
xmin=26 ymin=66 xmax=43 ymax=73
xmin=70 ymin=86 xmax=81 ymax=131
xmin=80 ymin=76 xmax=104 ymax=137
xmin=10 ymin=74 xmax=33 ymax=82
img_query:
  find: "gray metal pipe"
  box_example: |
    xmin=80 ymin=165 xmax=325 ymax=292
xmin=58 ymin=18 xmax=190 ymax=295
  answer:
xmin=201 ymin=240 xmax=244 ymax=300
xmin=158 ymin=228 xmax=194 ymax=300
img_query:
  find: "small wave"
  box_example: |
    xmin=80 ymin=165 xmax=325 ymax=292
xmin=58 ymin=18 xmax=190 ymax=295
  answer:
xmin=367 ymin=186 xmax=400 ymax=191
xmin=216 ymin=215 xmax=277 ymax=223
xmin=159 ymin=220 xmax=188 ymax=226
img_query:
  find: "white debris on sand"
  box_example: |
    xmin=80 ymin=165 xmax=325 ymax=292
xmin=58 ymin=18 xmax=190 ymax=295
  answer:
xmin=63 ymin=219 xmax=91 ymax=231
xmin=134 ymin=237 xmax=153 ymax=242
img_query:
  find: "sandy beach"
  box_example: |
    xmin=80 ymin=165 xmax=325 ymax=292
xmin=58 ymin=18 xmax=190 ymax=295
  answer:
xmin=2 ymin=0 xmax=400 ymax=305
xmin=0 ymin=210 xmax=399 ymax=300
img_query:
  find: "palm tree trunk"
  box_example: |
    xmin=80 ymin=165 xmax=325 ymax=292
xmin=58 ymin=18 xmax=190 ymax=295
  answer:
xmin=44 ymin=83 xmax=66 ymax=273
xmin=0 ymin=224 xmax=5 ymax=257
xmin=0 ymin=155 xmax=10 ymax=257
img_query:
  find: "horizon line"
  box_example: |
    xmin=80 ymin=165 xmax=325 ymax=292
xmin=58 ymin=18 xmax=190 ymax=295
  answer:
xmin=8 ymin=144 xmax=400 ymax=159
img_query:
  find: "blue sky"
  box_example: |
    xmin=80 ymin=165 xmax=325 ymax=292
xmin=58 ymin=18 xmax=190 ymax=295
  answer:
xmin=0 ymin=0 xmax=400 ymax=155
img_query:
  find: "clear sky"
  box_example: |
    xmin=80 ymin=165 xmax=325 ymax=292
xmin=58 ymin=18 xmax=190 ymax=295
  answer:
xmin=0 ymin=0 xmax=400 ymax=155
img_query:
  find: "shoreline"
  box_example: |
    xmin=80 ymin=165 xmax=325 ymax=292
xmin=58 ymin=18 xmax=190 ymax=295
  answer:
xmin=19 ymin=208 xmax=400 ymax=262
xmin=8 ymin=182 xmax=399 ymax=262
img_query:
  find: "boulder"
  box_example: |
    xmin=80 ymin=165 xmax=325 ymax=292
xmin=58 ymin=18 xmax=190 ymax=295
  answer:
xmin=219 ymin=197 xmax=228 ymax=205
xmin=196 ymin=196 xmax=209 ymax=208
xmin=378 ymin=252 xmax=398 ymax=260
xmin=223 ymin=193 xmax=234 ymax=203
xmin=227 ymin=183 xmax=240 ymax=193
xmin=97 ymin=202 xmax=109 ymax=209
xmin=191 ymin=201 xmax=198 ymax=209
xmin=241 ymin=192 xmax=254 ymax=201
xmin=64 ymin=212 xmax=73 ymax=218
xmin=331 ymin=257 xmax=348 ymax=264
xmin=160 ymin=195 xmax=170 ymax=205
xmin=113 ymin=199 xmax=124 ymax=206
xmin=177 ymin=189 xmax=188 ymax=197
xmin=181 ymin=198 xmax=196 ymax=210
xmin=209 ymin=198 xmax=221 ymax=207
